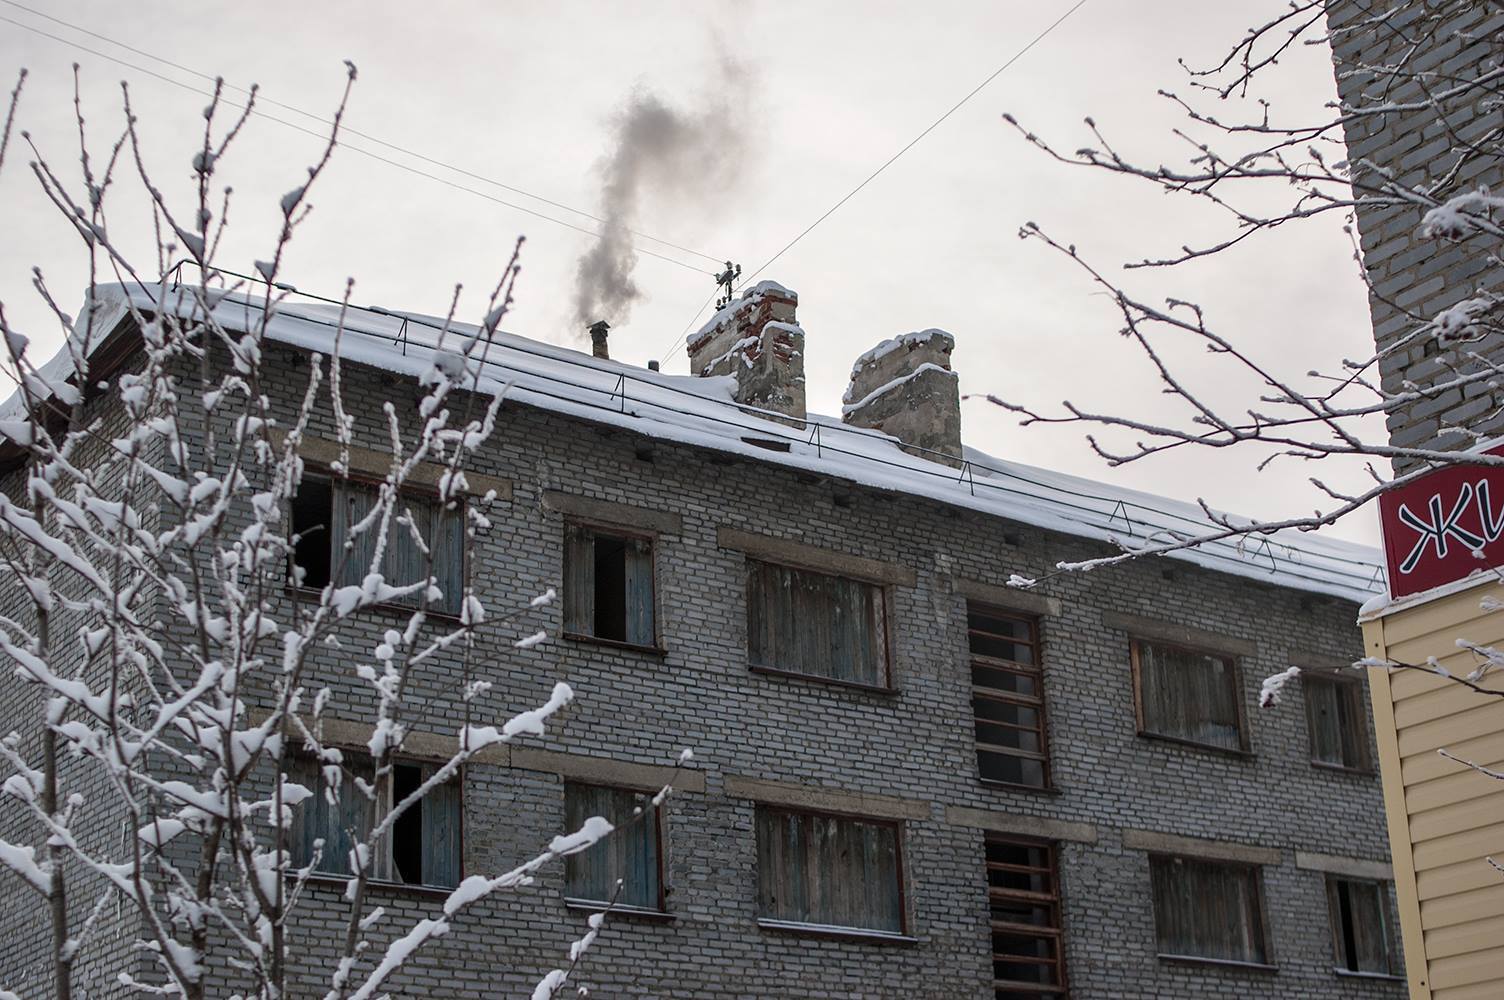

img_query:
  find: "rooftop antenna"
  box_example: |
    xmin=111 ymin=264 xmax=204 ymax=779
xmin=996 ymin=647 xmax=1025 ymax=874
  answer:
xmin=714 ymin=261 xmax=741 ymax=309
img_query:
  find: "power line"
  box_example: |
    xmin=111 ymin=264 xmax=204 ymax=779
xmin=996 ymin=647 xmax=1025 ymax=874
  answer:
xmin=0 ymin=6 xmax=722 ymax=275
xmin=659 ymin=0 xmax=1090 ymax=363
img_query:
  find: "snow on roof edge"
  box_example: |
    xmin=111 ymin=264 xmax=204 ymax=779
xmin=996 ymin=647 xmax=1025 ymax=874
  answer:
xmin=2 ymin=283 xmax=1385 ymax=604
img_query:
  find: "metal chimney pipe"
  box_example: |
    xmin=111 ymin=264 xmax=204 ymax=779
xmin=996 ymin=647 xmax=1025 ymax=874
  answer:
xmin=588 ymin=320 xmax=610 ymax=360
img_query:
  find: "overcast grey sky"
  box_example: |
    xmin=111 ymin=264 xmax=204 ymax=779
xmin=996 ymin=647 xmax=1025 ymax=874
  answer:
xmin=0 ymin=1 xmax=1381 ymax=544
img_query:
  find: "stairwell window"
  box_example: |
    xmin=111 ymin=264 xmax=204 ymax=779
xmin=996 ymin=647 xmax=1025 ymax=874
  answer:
xmin=985 ymin=835 xmax=1068 ymax=997
xmin=746 ymin=559 xmax=890 ymax=688
xmin=1132 ymin=639 xmax=1247 ymax=752
xmin=563 ymin=523 xmax=657 ymax=648
xmin=563 ymin=783 xmax=664 ymax=912
xmin=755 ymin=807 xmax=906 ymax=938
xmin=968 ymin=605 xmax=1050 ymax=788
xmin=1150 ymin=855 xmax=1269 ymax=967
xmin=1304 ymin=672 xmax=1371 ymax=772
xmin=290 ymin=473 xmax=464 ymax=615
xmin=288 ymin=754 xmax=462 ymax=889
xmin=1326 ymin=876 xmax=1396 ymax=977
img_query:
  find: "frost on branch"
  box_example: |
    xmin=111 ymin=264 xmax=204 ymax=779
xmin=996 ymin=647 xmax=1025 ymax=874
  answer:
xmin=0 ymin=66 xmax=675 ymax=1000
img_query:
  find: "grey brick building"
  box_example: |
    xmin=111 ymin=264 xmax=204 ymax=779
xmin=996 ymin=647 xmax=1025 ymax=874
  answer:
xmin=0 ymin=277 xmax=1402 ymax=999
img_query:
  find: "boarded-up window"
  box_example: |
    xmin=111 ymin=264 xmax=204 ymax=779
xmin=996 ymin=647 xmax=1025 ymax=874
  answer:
xmin=1133 ymin=640 xmax=1245 ymax=751
xmin=563 ymin=783 xmax=663 ymax=911
xmin=1326 ymin=877 xmax=1395 ymax=976
xmin=288 ymin=755 xmax=461 ymax=889
xmin=746 ymin=559 xmax=888 ymax=687
xmin=563 ymin=525 xmax=656 ymax=647
xmin=290 ymin=474 xmax=464 ymax=614
xmin=969 ymin=606 xmax=1049 ymax=788
xmin=755 ymin=807 xmax=904 ymax=934
xmin=1304 ymin=674 xmax=1370 ymax=771
xmin=1149 ymin=856 xmax=1267 ymax=965
xmin=986 ymin=836 xmax=1067 ymax=997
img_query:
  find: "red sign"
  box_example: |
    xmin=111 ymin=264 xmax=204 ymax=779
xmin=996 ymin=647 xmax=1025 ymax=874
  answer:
xmin=1379 ymin=443 xmax=1504 ymax=599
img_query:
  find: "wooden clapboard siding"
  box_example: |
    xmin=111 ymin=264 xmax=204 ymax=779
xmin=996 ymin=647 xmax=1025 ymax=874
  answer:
xmin=1362 ymin=577 xmax=1504 ymax=1000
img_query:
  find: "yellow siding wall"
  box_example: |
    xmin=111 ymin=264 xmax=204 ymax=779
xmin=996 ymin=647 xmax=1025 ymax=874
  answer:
xmin=1364 ymin=580 xmax=1504 ymax=1000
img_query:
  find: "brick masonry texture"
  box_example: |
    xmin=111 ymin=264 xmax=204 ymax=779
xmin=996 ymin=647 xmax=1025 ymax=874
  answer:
xmin=1326 ymin=0 xmax=1504 ymax=473
xmin=0 ymin=335 xmax=1405 ymax=998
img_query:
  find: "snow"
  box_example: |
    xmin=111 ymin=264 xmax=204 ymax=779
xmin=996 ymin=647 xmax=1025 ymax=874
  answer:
xmin=686 ymin=281 xmax=798 ymax=353
xmin=3 ymin=282 xmax=1385 ymax=602
xmin=841 ymin=362 xmax=956 ymax=413
xmin=849 ymin=328 xmax=951 ymax=376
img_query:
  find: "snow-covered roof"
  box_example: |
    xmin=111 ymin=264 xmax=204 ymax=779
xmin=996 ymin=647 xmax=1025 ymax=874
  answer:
xmin=4 ymin=283 xmax=1385 ymax=603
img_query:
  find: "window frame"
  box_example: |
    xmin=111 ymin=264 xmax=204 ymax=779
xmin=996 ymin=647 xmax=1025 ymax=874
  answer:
xmin=1303 ymin=670 xmax=1373 ymax=774
xmin=561 ymin=518 xmax=663 ymax=654
xmin=1148 ymin=854 xmax=1274 ymax=970
xmin=287 ymin=749 xmax=465 ymax=894
xmin=968 ymin=604 xmax=1053 ymax=791
xmin=561 ymin=781 xmax=669 ymax=915
xmin=985 ymin=834 xmax=1069 ymax=997
xmin=753 ymin=805 xmax=912 ymax=942
xmin=743 ymin=556 xmax=895 ymax=692
xmin=288 ymin=467 xmax=469 ymax=619
xmin=1130 ymin=637 xmax=1251 ymax=756
xmin=1324 ymin=875 xmax=1399 ymax=979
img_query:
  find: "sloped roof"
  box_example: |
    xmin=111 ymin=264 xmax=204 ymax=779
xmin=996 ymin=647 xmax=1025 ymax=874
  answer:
xmin=1 ymin=282 xmax=1385 ymax=603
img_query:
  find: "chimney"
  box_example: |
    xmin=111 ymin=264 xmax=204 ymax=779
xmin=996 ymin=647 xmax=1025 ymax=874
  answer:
xmin=685 ymin=281 xmax=805 ymax=426
xmin=841 ymin=329 xmax=962 ymax=467
xmin=588 ymin=320 xmax=610 ymax=360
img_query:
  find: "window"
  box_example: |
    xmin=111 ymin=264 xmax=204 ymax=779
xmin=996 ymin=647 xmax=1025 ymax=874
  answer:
xmin=969 ymin=605 xmax=1050 ymax=788
xmin=1149 ymin=856 xmax=1268 ymax=966
xmin=290 ymin=473 xmax=464 ymax=614
xmin=563 ymin=524 xmax=656 ymax=647
xmin=755 ymin=807 xmax=904 ymax=936
xmin=1326 ymin=877 xmax=1395 ymax=976
xmin=985 ymin=836 xmax=1067 ymax=998
xmin=1132 ymin=639 xmax=1246 ymax=752
xmin=288 ymin=755 xmax=462 ymax=889
xmin=1305 ymin=673 xmax=1370 ymax=771
xmin=746 ymin=559 xmax=889 ymax=687
xmin=562 ymin=783 xmax=664 ymax=911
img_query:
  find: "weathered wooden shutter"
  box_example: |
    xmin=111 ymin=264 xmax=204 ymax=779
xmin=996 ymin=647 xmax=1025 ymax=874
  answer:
xmin=333 ymin=484 xmax=380 ymax=588
xmin=1139 ymin=642 xmax=1241 ymax=750
xmin=1330 ymin=878 xmax=1391 ymax=973
xmin=1151 ymin=856 xmax=1265 ymax=964
xmin=755 ymin=808 xmax=901 ymax=933
xmin=384 ymin=495 xmax=431 ymax=601
xmin=289 ymin=755 xmax=374 ymax=877
xmin=745 ymin=561 xmax=884 ymax=685
xmin=420 ymin=766 xmax=462 ymax=888
xmin=624 ymin=537 xmax=655 ymax=646
xmin=1306 ymin=676 xmax=1344 ymax=765
xmin=563 ymin=524 xmax=594 ymax=636
xmin=563 ymin=784 xmax=661 ymax=910
xmin=434 ymin=503 xmax=464 ymax=614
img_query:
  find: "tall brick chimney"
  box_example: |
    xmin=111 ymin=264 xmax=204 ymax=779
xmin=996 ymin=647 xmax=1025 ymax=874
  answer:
xmin=841 ymin=329 xmax=962 ymax=468
xmin=686 ymin=281 xmax=805 ymax=426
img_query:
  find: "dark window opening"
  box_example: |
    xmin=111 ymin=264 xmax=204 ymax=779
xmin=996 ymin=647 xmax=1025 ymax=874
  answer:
xmin=1327 ymin=877 xmax=1395 ymax=976
xmin=290 ymin=477 xmax=333 ymax=589
xmin=564 ymin=524 xmax=655 ymax=646
xmin=288 ymin=754 xmax=461 ymax=889
xmin=969 ymin=606 xmax=1049 ymax=789
xmin=986 ymin=836 xmax=1067 ymax=998
xmin=288 ymin=473 xmax=464 ymax=614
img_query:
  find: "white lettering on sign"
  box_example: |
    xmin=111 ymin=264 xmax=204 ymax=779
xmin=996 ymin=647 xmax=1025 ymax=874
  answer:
xmin=1395 ymin=480 xmax=1504 ymax=575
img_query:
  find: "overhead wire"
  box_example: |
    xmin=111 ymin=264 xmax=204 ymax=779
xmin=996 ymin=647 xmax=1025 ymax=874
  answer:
xmin=659 ymin=0 xmax=1090 ymax=363
xmin=0 ymin=6 xmax=723 ymax=275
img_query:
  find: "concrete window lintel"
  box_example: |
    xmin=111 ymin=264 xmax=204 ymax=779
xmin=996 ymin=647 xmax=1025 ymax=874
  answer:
xmin=1121 ymin=828 xmax=1281 ymax=866
xmin=953 ymin=578 xmax=1062 ymax=617
xmin=716 ymin=527 xmax=917 ymax=587
xmin=542 ymin=490 xmax=683 ymax=536
xmin=943 ymin=805 xmax=1096 ymax=844
xmin=1295 ymin=850 xmax=1393 ymax=881
xmin=273 ymin=429 xmax=513 ymax=500
xmin=1101 ymin=611 xmax=1257 ymax=659
xmin=723 ymin=774 xmax=929 ymax=821
xmin=510 ymin=748 xmax=705 ymax=794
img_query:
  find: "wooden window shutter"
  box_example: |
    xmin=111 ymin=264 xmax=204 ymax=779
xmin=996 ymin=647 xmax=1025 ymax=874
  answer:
xmin=563 ymin=784 xmax=662 ymax=910
xmin=754 ymin=807 xmax=902 ymax=934
xmin=420 ymin=767 xmax=462 ymax=888
xmin=624 ymin=537 xmax=655 ymax=647
xmin=333 ymin=483 xmax=380 ymax=589
xmin=563 ymin=524 xmax=595 ymax=636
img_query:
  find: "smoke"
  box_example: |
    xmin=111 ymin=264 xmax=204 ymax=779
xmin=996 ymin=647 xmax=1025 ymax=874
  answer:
xmin=572 ymin=58 xmax=752 ymax=334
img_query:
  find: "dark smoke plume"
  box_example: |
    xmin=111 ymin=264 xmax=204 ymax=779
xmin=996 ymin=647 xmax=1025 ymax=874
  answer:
xmin=573 ymin=59 xmax=751 ymax=333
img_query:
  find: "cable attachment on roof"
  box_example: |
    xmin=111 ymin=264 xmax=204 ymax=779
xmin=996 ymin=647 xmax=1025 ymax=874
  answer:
xmin=714 ymin=261 xmax=741 ymax=309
